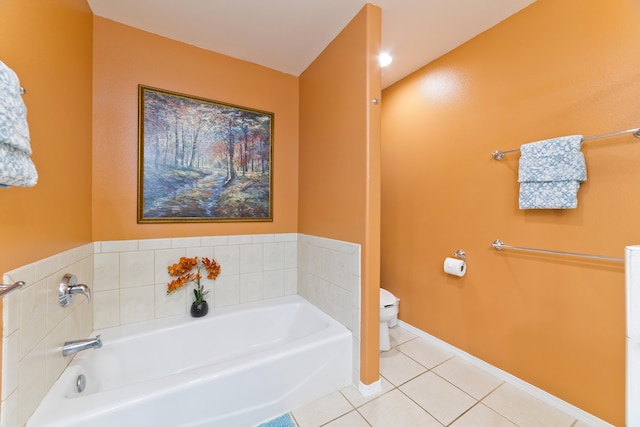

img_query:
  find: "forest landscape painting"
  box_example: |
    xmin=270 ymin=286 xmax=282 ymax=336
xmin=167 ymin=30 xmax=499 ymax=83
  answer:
xmin=138 ymin=85 xmax=273 ymax=223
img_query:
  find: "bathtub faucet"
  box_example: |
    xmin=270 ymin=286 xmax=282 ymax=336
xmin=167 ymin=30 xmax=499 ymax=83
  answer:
xmin=62 ymin=335 xmax=102 ymax=357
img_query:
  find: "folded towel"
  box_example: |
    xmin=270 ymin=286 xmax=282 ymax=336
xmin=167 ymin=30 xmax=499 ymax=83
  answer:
xmin=520 ymin=134 xmax=583 ymax=156
xmin=518 ymin=135 xmax=585 ymax=209
xmin=519 ymin=181 xmax=581 ymax=209
xmin=0 ymin=96 xmax=31 ymax=154
xmin=0 ymin=59 xmax=37 ymax=187
xmin=0 ymin=142 xmax=38 ymax=188
xmin=518 ymin=152 xmax=586 ymax=182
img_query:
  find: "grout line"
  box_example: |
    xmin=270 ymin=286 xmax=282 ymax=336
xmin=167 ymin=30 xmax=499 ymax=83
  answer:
xmin=305 ymin=328 xmax=582 ymax=427
xmin=429 ymin=367 xmax=479 ymax=403
xmin=394 ymin=383 xmax=447 ymax=426
xmin=445 ymin=400 xmax=483 ymax=427
xmin=289 ymin=411 xmax=300 ymax=426
xmin=477 ymin=381 xmax=506 ymax=402
xmin=395 ymin=322 xmax=613 ymax=427
xmin=353 ymin=407 xmax=374 ymax=427
xmin=388 ymin=330 xmax=504 ymax=426
xmin=394 ymin=342 xmax=454 ymax=372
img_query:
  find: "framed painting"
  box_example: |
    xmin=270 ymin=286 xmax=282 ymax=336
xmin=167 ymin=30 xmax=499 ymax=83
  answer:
xmin=137 ymin=85 xmax=273 ymax=223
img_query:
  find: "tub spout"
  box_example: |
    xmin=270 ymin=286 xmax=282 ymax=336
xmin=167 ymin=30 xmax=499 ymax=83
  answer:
xmin=59 ymin=273 xmax=91 ymax=307
xmin=62 ymin=335 xmax=102 ymax=357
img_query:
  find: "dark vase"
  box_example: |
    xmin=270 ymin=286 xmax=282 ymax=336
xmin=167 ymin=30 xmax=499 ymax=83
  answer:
xmin=190 ymin=300 xmax=208 ymax=317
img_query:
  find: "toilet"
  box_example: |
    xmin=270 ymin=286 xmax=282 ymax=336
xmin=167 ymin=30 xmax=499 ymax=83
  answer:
xmin=379 ymin=288 xmax=400 ymax=351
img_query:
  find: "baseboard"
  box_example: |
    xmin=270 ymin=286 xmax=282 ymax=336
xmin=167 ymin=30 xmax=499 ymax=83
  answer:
xmin=397 ymin=320 xmax=613 ymax=427
xmin=358 ymin=379 xmax=382 ymax=397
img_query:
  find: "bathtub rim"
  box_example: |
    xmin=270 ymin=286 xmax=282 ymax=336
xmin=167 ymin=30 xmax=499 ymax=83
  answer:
xmin=93 ymin=294 xmax=335 ymax=341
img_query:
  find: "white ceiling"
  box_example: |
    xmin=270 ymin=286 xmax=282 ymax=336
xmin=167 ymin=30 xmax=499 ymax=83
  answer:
xmin=87 ymin=0 xmax=536 ymax=88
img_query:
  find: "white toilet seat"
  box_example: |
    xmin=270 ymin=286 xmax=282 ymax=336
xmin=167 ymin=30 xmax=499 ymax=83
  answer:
xmin=380 ymin=288 xmax=398 ymax=307
xmin=379 ymin=288 xmax=399 ymax=351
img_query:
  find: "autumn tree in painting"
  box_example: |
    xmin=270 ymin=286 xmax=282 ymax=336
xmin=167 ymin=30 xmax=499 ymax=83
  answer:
xmin=138 ymin=87 xmax=273 ymax=222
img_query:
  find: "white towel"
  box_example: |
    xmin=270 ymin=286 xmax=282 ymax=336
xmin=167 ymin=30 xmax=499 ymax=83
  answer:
xmin=0 ymin=60 xmax=37 ymax=187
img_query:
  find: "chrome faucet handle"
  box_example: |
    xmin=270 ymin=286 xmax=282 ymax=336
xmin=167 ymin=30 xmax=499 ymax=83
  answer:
xmin=59 ymin=273 xmax=92 ymax=307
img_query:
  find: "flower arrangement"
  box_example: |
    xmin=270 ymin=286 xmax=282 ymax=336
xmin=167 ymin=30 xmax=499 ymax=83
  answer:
xmin=166 ymin=256 xmax=221 ymax=306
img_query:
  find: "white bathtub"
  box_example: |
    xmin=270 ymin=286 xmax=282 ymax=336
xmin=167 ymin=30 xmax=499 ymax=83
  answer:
xmin=27 ymin=295 xmax=352 ymax=427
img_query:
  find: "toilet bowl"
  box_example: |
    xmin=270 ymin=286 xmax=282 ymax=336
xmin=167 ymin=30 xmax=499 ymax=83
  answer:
xmin=380 ymin=288 xmax=400 ymax=351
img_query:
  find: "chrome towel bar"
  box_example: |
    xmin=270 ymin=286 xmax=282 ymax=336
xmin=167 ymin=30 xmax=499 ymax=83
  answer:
xmin=0 ymin=281 xmax=25 ymax=298
xmin=491 ymin=125 xmax=640 ymax=160
xmin=491 ymin=239 xmax=623 ymax=262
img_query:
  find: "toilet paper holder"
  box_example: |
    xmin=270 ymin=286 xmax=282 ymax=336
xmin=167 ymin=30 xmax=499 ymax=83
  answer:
xmin=452 ymin=249 xmax=466 ymax=260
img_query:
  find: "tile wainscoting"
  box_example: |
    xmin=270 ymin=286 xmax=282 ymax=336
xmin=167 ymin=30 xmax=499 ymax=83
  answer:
xmin=91 ymin=234 xmax=299 ymax=328
xmin=1 ymin=244 xmax=94 ymax=427
xmin=1 ymin=233 xmax=362 ymax=426
xmin=297 ymin=234 xmax=361 ymax=385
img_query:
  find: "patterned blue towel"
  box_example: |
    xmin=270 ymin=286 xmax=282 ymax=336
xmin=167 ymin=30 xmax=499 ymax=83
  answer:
xmin=0 ymin=143 xmax=38 ymax=187
xmin=518 ymin=135 xmax=585 ymax=209
xmin=0 ymin=60 xmax=37 ymax=187
xmin=519 ymin=181 xmax=581 ymax=209
xmin=518 ymin=152 xmax=586 ymax=182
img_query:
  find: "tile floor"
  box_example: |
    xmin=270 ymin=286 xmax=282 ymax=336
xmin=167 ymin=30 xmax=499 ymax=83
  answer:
xmin=290 ymin=326 xmax=597 ymax=427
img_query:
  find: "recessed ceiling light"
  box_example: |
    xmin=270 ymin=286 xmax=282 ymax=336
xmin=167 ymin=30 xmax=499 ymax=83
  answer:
xmin=379 ymin=52 xmax=393 ymax=68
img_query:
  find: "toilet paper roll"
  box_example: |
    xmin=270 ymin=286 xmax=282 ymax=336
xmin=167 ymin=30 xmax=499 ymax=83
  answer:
xmin=444 ymin=257 xmax=466 ymax=277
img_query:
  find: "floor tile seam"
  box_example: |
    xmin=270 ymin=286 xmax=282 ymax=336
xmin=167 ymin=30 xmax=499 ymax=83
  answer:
xmin=380 ymin=370 xmax=428 ymax=389
xmin=428 ymin=364 xmax=482 ymax=402
xmin=388 ymin=335 xmax=579 ymax=427
xmin=429 ymin=363 xmax=510 ymax=404
xmin=352 ymin=407 xmax=374 ymax=427
xmin=474 ymin=389 xmax=526 ymax=427
xmin=386 ymin=345 xmax=522 ymax=426
xmin=475 ymin=381 xmax=507 ymax=404
xmin=390 ymin=365 xmax=480 ymax=408
xmin=395 ymin=382 xmax=455 ymax=426
xmin=378 ymin=372 xmax=415 ymax=396
xmin=346 ymin=387 xmax=398 ymax=410
xmin=479 ymin=385 xmax=579 ymax=427
xmin=346 ymin=374 xmax=462 ymax=425
xmin=290 ymin=411 xmax=300 ymax=426
xmin=446 ymin=400 xmax=485 ymax=427
xmin=397 ymin=373 xmax=482 ymax=426
xmin=316 ymin=409 xmax=358 ymax=427
xmin=385 ymin=348 xmax=435 ymax=378
xmin=391 ymin=335 xmax=420 ymax=347
xmin=303 ymin=395 xmax=359 ymax=427
xmin=456 ymin=402 xmax=522 ymax=427
xmin=411 ymin=356 xmax=578 ymax=427
xmin=474 ymin=383 xmax=527 ymax=426
xmin=333 ymin=385 xmax=395 ymax=427
xmin=290 ymin=407 xmax=346 ymax=427
xmin=395 ymin=346 xmax=455 ymax=372
xmin=337 ymin=386 xmax=388 ymax=410
xmin=311 ymin=389 xmax=361 ymax=425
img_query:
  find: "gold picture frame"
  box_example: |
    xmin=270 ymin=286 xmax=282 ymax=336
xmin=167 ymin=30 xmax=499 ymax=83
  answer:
xmin=137 ymin=85 xmax=273 ymax=223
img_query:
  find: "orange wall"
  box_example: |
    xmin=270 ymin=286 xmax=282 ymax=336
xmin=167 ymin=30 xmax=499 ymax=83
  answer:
xmin=92 ymin=17 xmax=299 ymax=240
xmin=0 ymin=0 xmax=93 ymax=402
xmin=381 ymin=0 xmax=640 ymax=424
xmin=299 ymin=4 xmax=381 ymax=385
xmin=0 ymin=0 xmax=93 ymax=273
